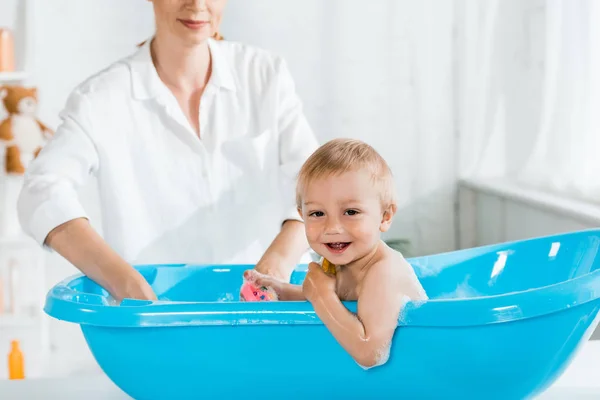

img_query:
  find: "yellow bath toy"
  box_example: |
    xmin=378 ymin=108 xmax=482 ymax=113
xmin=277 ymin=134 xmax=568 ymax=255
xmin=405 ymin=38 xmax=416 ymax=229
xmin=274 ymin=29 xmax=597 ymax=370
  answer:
xmin=321 ymin=258 xmax=336 ymax=275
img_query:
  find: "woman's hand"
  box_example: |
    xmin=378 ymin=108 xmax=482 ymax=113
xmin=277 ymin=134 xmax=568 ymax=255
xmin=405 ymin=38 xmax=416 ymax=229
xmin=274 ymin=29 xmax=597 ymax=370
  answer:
xmin=45 ymin=218 xmax=158 ymax=304
xmin=118 ymin=272 xmax=158 ymax=303
xmin=302 ymin=262 xmax=336 ymax=302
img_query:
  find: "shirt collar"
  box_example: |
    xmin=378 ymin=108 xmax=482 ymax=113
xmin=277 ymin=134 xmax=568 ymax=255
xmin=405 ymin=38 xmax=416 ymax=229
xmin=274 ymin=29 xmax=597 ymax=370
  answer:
xmin=129 ymin=37 xmax=236 ymax=101
xmin=206 ymin=38 xmax=236 ymax=92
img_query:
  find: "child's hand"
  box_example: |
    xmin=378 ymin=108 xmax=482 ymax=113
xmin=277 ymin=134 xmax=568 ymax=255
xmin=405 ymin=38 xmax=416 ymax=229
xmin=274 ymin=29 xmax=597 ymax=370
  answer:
xmin=243 ymin=269 xmax=282 ymax=292
xmin=302 ymin=262 xmax=336 ymax=302
xmin=242 ymin=269 xmax=290 ymax=300
xmin=243 ymin=269 xmax=307 ymax=301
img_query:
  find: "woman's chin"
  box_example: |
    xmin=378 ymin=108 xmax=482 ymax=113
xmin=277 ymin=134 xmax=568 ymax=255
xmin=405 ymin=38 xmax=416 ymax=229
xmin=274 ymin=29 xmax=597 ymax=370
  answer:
xmin=175 ymin=27 xmax=213 ymax=44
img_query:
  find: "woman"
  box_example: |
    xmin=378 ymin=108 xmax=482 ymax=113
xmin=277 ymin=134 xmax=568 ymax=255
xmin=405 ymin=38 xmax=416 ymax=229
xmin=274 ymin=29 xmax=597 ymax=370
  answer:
xmin=17 ymin=0 xmax=319 ymax=302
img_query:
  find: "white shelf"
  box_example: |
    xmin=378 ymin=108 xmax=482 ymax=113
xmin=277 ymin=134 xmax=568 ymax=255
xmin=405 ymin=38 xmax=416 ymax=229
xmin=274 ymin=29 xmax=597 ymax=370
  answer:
xmin=0 ymin=314 xmax=37 ymax=328
xmin=0 ymin=1 xmax=50 ymax=368
xmin=0 ymin=71 xmax=28 ymax=83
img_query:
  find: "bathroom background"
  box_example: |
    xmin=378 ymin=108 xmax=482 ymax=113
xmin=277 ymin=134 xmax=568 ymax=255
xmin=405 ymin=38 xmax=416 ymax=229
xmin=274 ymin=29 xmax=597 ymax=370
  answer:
xmin=0 ymin=0 xmax=598 ymax=379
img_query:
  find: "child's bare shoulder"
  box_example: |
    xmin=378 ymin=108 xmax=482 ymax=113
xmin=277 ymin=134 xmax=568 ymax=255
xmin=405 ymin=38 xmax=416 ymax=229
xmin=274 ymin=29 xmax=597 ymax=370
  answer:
xmin=363 ymin=247 xmax=403 ymax=284
xmin=372 ymin=244 xmax=407 ymax=270
xmin=365 ymin=245 xmax=429 ymax=301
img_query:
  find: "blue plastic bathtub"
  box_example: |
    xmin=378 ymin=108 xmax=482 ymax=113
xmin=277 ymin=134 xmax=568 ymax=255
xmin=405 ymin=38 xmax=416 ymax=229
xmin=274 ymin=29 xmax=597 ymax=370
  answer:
xmin=44 ymin=229 xmax=600 ymax=399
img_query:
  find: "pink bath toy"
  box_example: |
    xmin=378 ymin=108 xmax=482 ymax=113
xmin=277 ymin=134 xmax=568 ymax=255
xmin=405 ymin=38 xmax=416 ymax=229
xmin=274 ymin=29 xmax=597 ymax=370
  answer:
xmin=240 ymin=281 xmax=278 ymax=302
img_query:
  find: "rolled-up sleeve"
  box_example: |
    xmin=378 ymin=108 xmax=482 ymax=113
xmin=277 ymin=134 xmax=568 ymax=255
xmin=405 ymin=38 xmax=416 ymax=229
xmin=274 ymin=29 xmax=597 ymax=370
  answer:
xmin=274 ymin=58 xmax=320 ymax=224
xmin=17 ymin=89 xmax=99 ymax=247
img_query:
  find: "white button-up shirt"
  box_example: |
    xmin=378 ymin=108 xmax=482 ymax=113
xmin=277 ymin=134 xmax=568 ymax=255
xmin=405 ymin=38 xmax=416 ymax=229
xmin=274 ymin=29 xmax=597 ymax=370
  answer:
xmin=17 ymin=38 xmax=319 ymax=265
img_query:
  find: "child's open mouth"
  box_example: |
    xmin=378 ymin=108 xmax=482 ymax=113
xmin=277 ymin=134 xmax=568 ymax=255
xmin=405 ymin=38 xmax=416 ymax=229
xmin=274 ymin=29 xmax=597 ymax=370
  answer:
xmin=325 ymin=242 xmax=351 ymax=254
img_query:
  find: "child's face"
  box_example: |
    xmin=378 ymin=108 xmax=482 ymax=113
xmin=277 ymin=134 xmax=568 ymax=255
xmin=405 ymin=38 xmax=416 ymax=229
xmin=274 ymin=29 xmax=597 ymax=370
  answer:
xmin=299 ymin=170 xmax=394 ymax=266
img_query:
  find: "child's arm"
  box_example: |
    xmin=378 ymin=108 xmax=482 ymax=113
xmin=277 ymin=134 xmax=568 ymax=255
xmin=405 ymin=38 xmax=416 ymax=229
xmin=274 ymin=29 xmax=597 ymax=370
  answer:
xmin=277 ymin=283 xmax=305 ymax=301
xmin=303 ymin=262 xmax=404 ymax=368
xmin=243 ymin=269 xmax=306 ymax=301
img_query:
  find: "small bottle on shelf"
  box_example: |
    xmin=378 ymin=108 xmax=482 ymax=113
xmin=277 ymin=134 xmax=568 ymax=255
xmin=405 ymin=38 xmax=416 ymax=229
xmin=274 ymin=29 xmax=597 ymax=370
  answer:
xmin=0 ymin=28 xmax=15 ymax=72
xmin=8 ymin=340 xmax=25 ymax=379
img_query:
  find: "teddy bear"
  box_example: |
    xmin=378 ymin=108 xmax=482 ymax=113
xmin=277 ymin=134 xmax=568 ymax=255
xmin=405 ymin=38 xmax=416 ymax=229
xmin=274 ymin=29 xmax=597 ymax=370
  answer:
xmin=0 ymin=85 xmax=53 ymax=174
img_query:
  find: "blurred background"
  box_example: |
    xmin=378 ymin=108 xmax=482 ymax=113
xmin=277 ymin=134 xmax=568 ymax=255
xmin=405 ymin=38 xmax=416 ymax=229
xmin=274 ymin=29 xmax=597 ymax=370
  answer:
xmin=0 ymin=0 xmax=598 ymax=380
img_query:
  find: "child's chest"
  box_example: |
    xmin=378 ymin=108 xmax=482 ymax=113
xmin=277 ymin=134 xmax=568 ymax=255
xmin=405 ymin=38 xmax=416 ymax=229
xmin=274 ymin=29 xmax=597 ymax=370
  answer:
xmin=335 ymin=273 xmax=361 ymax=301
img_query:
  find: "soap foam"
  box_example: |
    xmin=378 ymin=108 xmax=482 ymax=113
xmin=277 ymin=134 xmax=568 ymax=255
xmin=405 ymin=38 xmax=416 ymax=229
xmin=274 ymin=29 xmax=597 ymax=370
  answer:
xmin=106 ymin=296 xmax=118 ymax=306
xmin=435 ymin=278 xmax=482 ymax=299
xmin=355 ymin=341 xmax=392 ymax=370
xmin=217 ymin=293 xmax=235 ymax=302
xmin=411 ymin=258 xmax=444 ymax=278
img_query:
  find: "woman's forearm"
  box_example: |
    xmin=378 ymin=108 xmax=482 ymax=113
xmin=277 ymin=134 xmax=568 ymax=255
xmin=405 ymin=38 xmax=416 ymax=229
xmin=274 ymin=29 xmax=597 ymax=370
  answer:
xmin=45 ymin=218 xmax=155 ymax=302
xmin=311 ymin=293 xmax=386 ymax=368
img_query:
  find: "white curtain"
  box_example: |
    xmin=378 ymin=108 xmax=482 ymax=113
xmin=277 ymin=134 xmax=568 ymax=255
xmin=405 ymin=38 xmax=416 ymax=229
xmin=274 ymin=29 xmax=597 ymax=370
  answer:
xmin=456 ymin=0 xmax=504 ymax=179
xmin=518 ymin=0 xmax=600 ymax=202
xmin=458 ymin=0 xmax=600 ymax=203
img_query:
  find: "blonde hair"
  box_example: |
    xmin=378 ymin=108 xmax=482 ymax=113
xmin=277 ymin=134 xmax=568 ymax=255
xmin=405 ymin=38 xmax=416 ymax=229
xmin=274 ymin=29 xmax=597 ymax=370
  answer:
xmin=296 ymin=138 xmax=396 ymax=209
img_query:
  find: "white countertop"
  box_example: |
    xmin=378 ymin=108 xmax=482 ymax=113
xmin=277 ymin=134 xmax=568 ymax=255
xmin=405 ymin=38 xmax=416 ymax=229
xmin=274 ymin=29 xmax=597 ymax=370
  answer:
xmin=1 ymin=340 xmax=599 ymax=399
xmin=538 ymin=340 xmax=600 ymax=399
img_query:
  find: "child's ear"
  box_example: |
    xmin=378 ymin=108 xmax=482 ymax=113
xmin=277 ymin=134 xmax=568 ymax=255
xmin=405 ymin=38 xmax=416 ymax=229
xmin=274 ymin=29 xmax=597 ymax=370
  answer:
xmin=379 ymin=203 xmax=397 ymax=232
xmin=297 ymin=207 xmax=303 ymax=219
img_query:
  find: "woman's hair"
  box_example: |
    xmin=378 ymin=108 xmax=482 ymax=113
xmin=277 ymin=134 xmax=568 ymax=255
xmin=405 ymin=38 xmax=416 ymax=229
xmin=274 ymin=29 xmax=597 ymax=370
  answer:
xmin=137 ymin=31 xmax=224 ymax=47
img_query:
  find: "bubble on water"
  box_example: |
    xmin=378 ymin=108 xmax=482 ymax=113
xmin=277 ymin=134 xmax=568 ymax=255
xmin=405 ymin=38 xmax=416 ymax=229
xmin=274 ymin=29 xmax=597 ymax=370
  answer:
xmin=217 ymin=293 xmax=235 ymax=302
xmin=435 ymin=278 xmax=482 ymax=299
xmin=106 ymin=296 xmax=118 ymax=306
xmin=411 ymin=258 xmax=444 ymax=278
xmin=400 ymin=294 xmax=411 ymax=307
xmin=355 ymin=342 xmax=392 ymax=370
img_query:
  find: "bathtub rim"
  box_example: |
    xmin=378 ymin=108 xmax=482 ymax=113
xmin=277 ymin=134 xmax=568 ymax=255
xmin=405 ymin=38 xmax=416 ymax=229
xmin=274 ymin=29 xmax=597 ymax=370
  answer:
xmin=43 ymin=229 xmax=600 ymax=328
